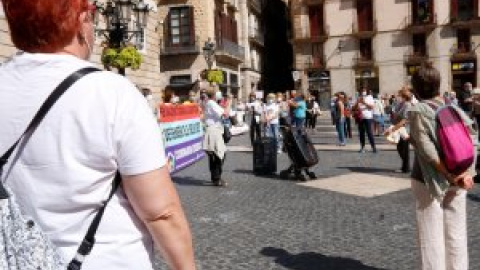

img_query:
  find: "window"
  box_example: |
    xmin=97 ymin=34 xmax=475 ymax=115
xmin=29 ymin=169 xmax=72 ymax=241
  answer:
xmin=215 ymin=10 xmax=239 ymax=44
xmin=451 ymin=0 xmax=478 ymax=20
xmin=356 ymin=0 xmax=374 ymax=31
xmin=413 ymin=0 xmax=434 ymax=24
xmin=412 ymin=33 xmax=427 ymax=55
xmin=308 ymin=5 xmax=324 ymax=37
xmin=457 ymin=29 xmax=471 ymax=52
xmin=359 ymin=39 xmax=372 ymax=60
xmin=167 ymin=6 xmax=195 ymax=46
xmin=170 ymin=75 xmax=192 ymax=85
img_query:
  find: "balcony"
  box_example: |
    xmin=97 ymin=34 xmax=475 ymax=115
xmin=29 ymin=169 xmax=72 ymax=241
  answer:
xmin=248 ymin=0 xmax=262 ymax=14
xmin=216 ymin=38 xmax=245 ymax=64
xmin=405 ymin=13 xmax=437 ymax=34
xmin=351 ymin=19 xmax=377 ymax=38
xmin=451 ymin=43 xmax=477 ymax=61
xmin=404 ymin=49 xmax=429 ymax=65
xmin=303 ymin=0 xmax=325 ymax=5
xmin=293 ymin=25 xmax=329 ymax=44
xmin=249 ymin=27 xmax=265 ymax=47
xmin=160 ymin=37 xmax=201 ymax=56
xmin=353 ymin=53 xmax=375 ymax=68
xmin=449 ymin=15 xmax=480 ymax=29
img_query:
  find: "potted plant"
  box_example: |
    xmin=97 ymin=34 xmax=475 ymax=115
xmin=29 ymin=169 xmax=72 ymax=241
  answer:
xmin=101 ymin=45 xmax=143 ymax=76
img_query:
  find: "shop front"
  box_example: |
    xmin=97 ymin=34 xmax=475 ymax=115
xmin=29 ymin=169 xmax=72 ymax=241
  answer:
xmin=307 ymin=70 xmax=331 ymax=110
xmin=451 ymin=60 xmax=476 ymax=92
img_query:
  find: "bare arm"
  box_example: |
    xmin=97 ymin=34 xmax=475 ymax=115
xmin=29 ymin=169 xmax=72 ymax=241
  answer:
xmin=123 ymin=167 xmax=196 ymax=270
xmin=409 ymin=111 xmax=473 ymax=189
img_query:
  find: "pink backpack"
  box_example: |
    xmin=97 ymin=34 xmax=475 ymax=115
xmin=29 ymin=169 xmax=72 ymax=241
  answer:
xmin=426 ymin=101 xmax=474 ymax=175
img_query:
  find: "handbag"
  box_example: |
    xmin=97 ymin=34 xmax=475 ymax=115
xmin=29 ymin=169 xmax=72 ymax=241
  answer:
xmin=223 ymin=120 xmax=232 ymax=143
xmin=0 ymin=67 xmax=120 ymax=270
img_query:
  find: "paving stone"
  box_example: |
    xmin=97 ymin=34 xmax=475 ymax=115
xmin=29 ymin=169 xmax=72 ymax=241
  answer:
xmin=154 ymin=118 xmax=480 ymax=270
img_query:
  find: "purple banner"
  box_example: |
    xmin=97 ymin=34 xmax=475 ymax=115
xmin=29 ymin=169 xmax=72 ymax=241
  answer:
xmin=165 ymin=136 xmax=205 ymax=173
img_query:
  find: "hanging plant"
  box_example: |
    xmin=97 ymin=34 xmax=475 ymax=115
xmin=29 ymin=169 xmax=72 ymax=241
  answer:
xmin=101 ymin=46 xmax=143 ymax=71
xmin=207 ymin=69 xmax=224 ymax=84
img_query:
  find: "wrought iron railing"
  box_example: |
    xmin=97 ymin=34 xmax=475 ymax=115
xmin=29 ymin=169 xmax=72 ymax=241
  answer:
xmin=160 ymin=37 xmax=201 ymax=55
xmin=216 ymin=38 xmax=245 ymax=60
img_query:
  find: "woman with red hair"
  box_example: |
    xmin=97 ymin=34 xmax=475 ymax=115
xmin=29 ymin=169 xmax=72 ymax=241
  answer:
xmin=0 ymin=0 xmax=195 ymax=269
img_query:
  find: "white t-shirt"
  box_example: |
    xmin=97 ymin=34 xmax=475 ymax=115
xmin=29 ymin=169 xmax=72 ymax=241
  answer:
xmin=204 ymin=100 xmax=224 ymax=127
xmin=264 ymin=103 xmax=279 ymax=125
xmin=360 ymin=95 xmax=374 ymax=119
xmin=0 ymin=53 xmax=166 ymax=269
xmin=372 ymin=98 xmax=384 ymax=116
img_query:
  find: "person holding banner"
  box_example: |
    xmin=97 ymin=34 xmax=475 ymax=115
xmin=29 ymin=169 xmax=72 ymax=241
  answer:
xmin=203 ymin=88 xmax=228 ymax=187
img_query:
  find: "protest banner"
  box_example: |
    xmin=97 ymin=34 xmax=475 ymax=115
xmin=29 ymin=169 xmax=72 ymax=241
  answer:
xmin=159 ymin=104 xmax=205 ymax=173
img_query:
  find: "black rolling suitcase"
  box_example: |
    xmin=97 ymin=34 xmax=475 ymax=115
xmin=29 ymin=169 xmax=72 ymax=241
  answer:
xmin=280 ymin=126 xmax=318 ymax=180
xmin=285 ymin=126 xmax=318 ymax=167
xmin=253 ymin=136 xmax=277 ymax=175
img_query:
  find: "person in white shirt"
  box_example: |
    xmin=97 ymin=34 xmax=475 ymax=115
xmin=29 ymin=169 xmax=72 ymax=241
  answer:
xmin=264 ymin=93 xmax=282 ymax=153
xmin=0 ymin=1 xmax=195 ymax=269
xmin=247 ymin=92 xmax=263 ymax=145
xmin=353 ymin=88 xmax=377 ymax=153
xmin=202 ymin=89 xmax=228 ymax=187
xmin=372 ymin=94 xmax=385 ymax=136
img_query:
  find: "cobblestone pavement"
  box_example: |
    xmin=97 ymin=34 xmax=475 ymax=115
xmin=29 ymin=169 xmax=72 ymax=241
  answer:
xmin=154 ymin=118 xmax=480 ymax=270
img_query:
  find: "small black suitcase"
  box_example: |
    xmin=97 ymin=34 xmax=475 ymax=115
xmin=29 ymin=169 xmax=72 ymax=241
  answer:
xmin=283 ymin=127 xmax=318 ymax=168
xmin=253 ymin=137 xmax=277 ymax=175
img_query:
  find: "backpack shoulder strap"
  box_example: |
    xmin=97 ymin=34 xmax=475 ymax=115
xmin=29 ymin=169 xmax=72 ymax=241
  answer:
xmin=0 ymin=67 xmax=101 ymax=199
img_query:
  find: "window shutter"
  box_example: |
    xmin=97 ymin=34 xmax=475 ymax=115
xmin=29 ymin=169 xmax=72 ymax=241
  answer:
xmin=309 ymin=7 xmax=319 ymax=37
xmin=221 ymin=14 xmax=229 ymax=42
xmin=451 ymin=0 xmax=458 ymax=19
xmin=233 ymin=19 xmax=238 ymax=43
xmin=189 ymin=6 xmax=195 ymax=45
xmin=412 ymin=0 xmax=418 ymax=23
xmin=430 ymin=0 xmax=435 ymax=21
xmin=474 ymin=0 xmax=478 ymax=18
xmin=357 ymin=1 xmax=366 ymax=31
xmin=165 ymin=10 xmax=172 ymax=47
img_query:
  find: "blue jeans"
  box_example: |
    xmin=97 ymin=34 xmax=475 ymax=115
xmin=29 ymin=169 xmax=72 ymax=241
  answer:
xmin=292 ymin=117 xmax=305 ymax=129
xmin=335 ymin=117 xmax=346 ymax=144
xmin=266 ymin=123 xmax=282 ymax=151
xmin=358 ymin=118 xmax=376 ymax=150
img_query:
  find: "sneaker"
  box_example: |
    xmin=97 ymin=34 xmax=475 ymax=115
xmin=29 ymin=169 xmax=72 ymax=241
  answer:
xmin=218 ymin=180 xmax=228 ymax=187
xmin=372 ymin=148 xmax=377 ymax=153
xmin=358 ymin=148 xmax=365 ymax=153
xmin=277 ymin=150 xmax=282 ymax=154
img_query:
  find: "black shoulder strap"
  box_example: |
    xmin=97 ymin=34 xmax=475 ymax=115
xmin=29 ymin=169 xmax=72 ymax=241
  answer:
xmin=0 ymin=67 xmax=101 ymax=199
xmin=68 ymin=172 xmax=121 ymax=270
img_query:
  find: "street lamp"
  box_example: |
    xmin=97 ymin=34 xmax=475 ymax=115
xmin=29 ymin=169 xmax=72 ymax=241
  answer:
xmin=202 ymin=38 xmax=216 ymax=70
xmin=92 ymin=0 xmax=151 ymax=49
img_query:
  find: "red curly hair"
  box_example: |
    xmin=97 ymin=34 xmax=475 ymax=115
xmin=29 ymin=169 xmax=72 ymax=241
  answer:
xmin=2 ymin=0 xmax=88 ymax=53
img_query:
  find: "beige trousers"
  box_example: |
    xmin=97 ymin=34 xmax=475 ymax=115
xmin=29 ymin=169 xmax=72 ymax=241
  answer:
xmin=411 ymin=179 xmax=468 ymax=270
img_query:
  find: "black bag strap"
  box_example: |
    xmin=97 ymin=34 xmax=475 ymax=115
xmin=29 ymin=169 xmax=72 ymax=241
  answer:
xmin=67 ymin=172 xmax=121 ymax=270
xmin=0 ymin=67 xmax=101 ymax=199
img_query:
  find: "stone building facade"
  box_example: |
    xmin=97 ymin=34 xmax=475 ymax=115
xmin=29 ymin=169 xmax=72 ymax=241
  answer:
xmin=240 ymin=0 xmax=264 ymax=97
xmin=291 ymin=0 xmax=480 ymax=108
xmin=0 ymin=1 xmax=166 ymax=100
xmin=158 ymin=0 xmax=265 ymax=100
